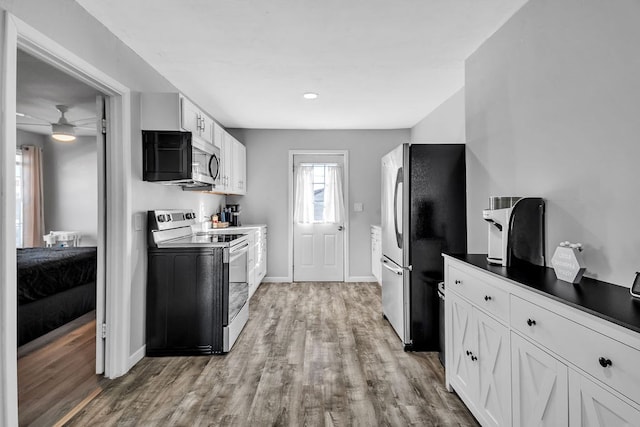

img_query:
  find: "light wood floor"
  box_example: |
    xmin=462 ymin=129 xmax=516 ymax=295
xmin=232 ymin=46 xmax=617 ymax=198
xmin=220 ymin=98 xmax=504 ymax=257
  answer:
xmin=67 ymin=282 xmax=478 ymax=426
xmin=18 ymin=312 xmax=103 ymax=426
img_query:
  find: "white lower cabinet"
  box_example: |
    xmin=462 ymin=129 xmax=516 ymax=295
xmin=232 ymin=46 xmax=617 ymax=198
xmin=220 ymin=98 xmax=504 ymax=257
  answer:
xmin=449 ymin=294 xmax=477 ymax=403
xmin=511 ymin=332 xmax=568 ymax=426
xmin=477 ymin=311 xmax=511 ymax=427
xmin=370 ymin=225 xmax=381 ymax=284
xmin=569 ymin=369 xmax=640 ymax=427
xmin=445 ymin=256 xmax=640 ymax=427
xmin=449 ymin=292 xmax=510 ymax=427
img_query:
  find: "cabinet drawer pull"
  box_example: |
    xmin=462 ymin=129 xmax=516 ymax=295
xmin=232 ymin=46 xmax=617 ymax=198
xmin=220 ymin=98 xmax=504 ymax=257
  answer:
xmin=471 ymin=355 xmax=477 ymax=362
xmin=598 ymin=357 xmax=612 ymax=368
xmin=455 ymin=279 xmax=462 ymax=284
xmin=466 ymin=350 xmax=471 ymax=356
xmin=484 ymin=295 xmax=492 ymax=301
xmin=526 ymin=318 xmax=536 ymax=327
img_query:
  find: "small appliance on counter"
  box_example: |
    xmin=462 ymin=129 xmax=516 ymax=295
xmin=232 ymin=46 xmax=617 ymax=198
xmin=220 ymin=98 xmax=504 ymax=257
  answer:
xmin=631 ymin=272 xmax=640 ymax=298
xmin=482 ymin=196 xmax=546 ymax=267
xmin=226 ymin=204 xmax=241 ymax=227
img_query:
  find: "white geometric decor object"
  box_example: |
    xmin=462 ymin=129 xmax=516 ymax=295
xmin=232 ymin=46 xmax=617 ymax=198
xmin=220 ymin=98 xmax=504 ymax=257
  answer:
xmin=551 ymin=241 xmax=586 ymax=284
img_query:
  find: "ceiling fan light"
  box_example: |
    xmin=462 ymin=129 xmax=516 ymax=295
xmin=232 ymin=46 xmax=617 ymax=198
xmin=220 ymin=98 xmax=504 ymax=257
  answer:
xmin=51 ymin=122 xmax=76 ymax=142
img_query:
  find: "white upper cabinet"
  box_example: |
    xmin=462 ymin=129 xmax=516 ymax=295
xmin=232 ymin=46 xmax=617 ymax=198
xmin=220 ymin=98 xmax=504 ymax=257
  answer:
xmin=180 ymin=96 xmax=214 ymax=149
xmin=233 ymin=138 xmax=246 ymax=194
xmin=219 ymin=131 xmax=246 ymax=195
xmin=140 ymin=93 xmax=215 ymax=150
xmin=213 ymin=121 xmax=224 ymax=149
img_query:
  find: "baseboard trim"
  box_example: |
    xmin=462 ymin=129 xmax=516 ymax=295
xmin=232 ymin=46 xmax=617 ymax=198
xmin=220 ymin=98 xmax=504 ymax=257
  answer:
xmin=128 ymin=345 xmax=146 ymax=369
xmin=263 ymin=276 xmax=291 ymax=283
xmin=346 ymin=275 xmax=377 ymax=283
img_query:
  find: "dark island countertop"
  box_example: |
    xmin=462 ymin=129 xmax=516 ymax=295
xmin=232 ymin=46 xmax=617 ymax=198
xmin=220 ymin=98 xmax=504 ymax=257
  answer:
xmin=444 ymin=253 xmax=640 ymax=335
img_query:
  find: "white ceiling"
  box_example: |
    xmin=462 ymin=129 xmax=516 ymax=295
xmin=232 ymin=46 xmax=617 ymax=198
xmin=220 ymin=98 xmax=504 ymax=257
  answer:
xmin=76 ymin=0 xmax=527 ymax=129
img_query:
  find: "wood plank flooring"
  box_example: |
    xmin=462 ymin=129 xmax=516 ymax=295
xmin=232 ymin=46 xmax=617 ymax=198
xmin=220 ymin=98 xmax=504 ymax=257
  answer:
xmin=67 ymin=282 xmax=478 ymax=426
xmin=18 ymin=313 xmax=103 ymax=426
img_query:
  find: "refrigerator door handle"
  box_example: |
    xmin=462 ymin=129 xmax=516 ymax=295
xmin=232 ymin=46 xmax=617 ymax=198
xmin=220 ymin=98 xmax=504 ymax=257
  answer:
xmin=393 ymin=167 xmax=403 ymax=249
xmin=381 ymin=258 xmax=403 ymax=276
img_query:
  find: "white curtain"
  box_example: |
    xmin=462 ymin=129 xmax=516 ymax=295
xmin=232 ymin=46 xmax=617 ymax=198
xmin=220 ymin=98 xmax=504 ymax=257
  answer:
xmin=293 ymin=165 xmax=315 ymax=223
xmin=323 ymin=165 xmax=344 ymax=224
xmin=22 ymin=145 xmax=45 ymax=247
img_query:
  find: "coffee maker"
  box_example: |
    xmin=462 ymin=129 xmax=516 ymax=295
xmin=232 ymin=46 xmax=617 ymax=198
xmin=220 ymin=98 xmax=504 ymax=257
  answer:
xmin=482 ymin=196 xmax=546 ymax=267
xmin=226 ymin=204 xmax=241 ymax=227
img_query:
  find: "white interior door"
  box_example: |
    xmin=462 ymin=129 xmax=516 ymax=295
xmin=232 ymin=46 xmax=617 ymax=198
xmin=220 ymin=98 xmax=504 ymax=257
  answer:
xmin=293 ymin=155 xmax=345 ymax=282
xmin=95 ymin=95 xmax=106 ymax=374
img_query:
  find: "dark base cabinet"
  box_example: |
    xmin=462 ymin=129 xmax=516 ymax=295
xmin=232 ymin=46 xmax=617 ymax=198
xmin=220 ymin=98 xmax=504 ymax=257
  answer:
xmin=146 ymin=247 xmax=227 ymax=356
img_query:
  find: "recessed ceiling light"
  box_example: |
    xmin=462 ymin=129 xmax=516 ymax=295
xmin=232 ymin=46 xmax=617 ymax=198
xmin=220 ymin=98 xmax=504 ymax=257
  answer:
xmin=303 ymin=92 xmax=318 ymax=100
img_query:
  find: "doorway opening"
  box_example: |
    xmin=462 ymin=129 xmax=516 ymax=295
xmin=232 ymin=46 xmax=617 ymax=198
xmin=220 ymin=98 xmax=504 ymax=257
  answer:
xmin=289 ymin=151 xmax=349 ymax=282
xmin=1 ymin=13 xmax=133 ymax=426
xmin=14 ymin=48 xmax=106 ymax=425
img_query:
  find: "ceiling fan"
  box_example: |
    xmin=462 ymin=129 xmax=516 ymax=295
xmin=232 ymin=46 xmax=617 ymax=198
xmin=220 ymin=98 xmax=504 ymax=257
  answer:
xmin=16 ymin=105 xmax=96 ymax=142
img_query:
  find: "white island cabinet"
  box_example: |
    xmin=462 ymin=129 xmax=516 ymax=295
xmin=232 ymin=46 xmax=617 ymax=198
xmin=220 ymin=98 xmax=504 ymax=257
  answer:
xmin=444 ymin=255 xmax=640 ymax=427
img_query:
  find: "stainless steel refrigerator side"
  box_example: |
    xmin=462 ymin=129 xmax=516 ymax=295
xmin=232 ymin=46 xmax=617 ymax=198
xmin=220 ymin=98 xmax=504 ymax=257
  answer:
xmin=381 ymin=145 xmax=404 ymax=342
xmin=381 ymin=144 xmax=404 ymax=265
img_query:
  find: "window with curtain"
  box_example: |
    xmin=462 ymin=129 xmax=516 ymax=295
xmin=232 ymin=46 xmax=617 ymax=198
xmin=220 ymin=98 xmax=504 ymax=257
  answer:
xmin=16 ymin=150 xmax=24 ymax=248
xmin=20 ymin=145 xmax=45 ymax=248
xmin=294 ymin=163 xmax=344 ymax=224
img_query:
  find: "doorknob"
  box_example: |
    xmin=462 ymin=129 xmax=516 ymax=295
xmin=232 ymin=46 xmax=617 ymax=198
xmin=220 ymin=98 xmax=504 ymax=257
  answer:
xmin=338 ymin=225 xmax=344 ymax=231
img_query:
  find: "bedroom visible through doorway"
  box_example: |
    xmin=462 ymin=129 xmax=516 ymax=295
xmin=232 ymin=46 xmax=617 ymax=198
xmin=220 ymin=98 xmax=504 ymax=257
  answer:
xmin=15 ymin=48 xmax=106 ymax=426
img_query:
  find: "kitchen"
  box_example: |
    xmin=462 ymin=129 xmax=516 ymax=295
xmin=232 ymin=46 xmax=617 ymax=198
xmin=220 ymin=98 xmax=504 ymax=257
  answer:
xmin=1 ymin=0 xmax=639 ymax=426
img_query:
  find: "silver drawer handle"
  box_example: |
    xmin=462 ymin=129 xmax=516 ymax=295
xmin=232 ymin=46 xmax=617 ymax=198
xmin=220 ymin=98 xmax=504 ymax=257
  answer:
xmin=455 ymin=279 xmax=462 ymax=284
xmin=381 ymin=259 xmax=403 ymax=276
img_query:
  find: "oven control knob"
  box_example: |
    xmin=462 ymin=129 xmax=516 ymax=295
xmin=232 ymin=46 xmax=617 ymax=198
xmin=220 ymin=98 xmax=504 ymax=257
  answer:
xmin=157 ymin=215 xmax=166 ymax=223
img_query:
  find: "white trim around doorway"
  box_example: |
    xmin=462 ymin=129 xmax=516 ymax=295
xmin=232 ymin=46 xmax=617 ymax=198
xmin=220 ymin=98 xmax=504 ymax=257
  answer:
xmin=0 ymin=12 xmax=132 ymax=426
xmin=288 ymin=150 xmax=350 ymax=282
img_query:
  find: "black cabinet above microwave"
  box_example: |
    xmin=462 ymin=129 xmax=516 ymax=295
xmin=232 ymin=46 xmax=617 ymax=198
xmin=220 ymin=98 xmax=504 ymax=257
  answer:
xmin=143 ymin=130 xmax=218 ymax=187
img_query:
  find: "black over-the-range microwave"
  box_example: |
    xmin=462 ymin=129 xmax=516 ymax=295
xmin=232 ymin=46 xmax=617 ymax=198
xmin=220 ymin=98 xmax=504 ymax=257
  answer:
xmin=142 ymin=130 xmax=220 ymax=189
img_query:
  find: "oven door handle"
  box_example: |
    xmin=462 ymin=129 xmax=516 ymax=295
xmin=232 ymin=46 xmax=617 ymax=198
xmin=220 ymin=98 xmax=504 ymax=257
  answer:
xmin=228 ymin=243 xmax=249 ymax=263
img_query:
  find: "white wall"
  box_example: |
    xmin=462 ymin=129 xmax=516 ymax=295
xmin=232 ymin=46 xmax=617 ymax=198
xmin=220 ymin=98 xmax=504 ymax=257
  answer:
xmin=227 ymin=129 xmax=409 ymax=280
xmin=465 ymin=0 xmax=640 ymax=286
xmin=411 ymin=88 xmax=465 ymax=142
xmin=17 ymin=131 xmax=100 ymax=247
xmin=1 ymin=1 xmax=225 ymax=362
xmin=41 ymin=135 xmax=98 ymax=245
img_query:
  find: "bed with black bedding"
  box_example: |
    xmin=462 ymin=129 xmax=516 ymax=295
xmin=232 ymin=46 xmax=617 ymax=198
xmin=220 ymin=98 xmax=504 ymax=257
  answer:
xmin=17 ymin=247 xmax=97 ymax=346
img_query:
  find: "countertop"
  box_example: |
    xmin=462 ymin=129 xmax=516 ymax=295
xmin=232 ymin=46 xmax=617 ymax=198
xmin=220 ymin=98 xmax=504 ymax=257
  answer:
xmin=200 ymin=224 xmax=267 ymax=232
xmin=444 ymin=253 xmax=640 ymax=335
xmin=213 ymin=224 xmax=267 ymax=229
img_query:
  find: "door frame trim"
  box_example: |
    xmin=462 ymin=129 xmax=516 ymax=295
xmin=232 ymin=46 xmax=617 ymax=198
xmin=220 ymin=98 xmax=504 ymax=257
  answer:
xmin=288 ymin=150 xmax=350 ymax=282
xmin=0 ymin=12 xmax=132 ymax=425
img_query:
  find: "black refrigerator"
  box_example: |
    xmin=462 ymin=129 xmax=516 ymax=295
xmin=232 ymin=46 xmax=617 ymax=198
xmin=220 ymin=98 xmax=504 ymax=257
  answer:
xmin=381 ymin=143 xmax=466 ymax=351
